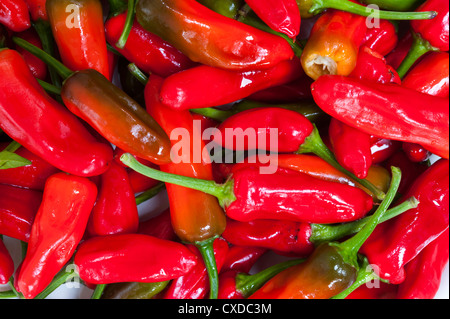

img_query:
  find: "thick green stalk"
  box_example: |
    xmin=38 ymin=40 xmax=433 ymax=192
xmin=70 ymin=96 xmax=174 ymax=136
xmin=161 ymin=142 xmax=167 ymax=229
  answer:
xmin=91 ymin=284 xmax=107 ymax=299
xmin=196 ymin=236 xmax=220 ymax=299
xmin=128 ymin=63 xmax=149 ymax=85
xmin=116 ymin=0 xmax=136 ymax=49
xmin=135 ymin=183 xmax=166 ymax=206
xmin=33 ymin=266 xmax=78 ymax=299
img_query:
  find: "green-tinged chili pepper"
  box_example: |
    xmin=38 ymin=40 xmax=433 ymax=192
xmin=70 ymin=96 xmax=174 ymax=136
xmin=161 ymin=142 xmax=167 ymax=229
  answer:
xmin=101 ymin=281 xmax=170 ymax=299
xmin=198 ymin=0 xmax=245 ymax=19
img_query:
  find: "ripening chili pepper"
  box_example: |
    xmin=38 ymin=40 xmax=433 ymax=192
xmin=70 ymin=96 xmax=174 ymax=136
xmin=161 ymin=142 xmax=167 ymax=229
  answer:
xmin=101 ymin=281 xmax=170 ymax=300
xmin=13 ymin=37 xmax=173 ymax=166
xmin=17 ymin=173 xmax=98 ymax=299
xmin=145 ymin=75 xmax=227 ymax=300
xmin=397 ymin=230 xmax=449 ymax=299
xmin=221 ymin=246 xmax=267 ymax=274
xmin=159 ymin=58 xmax=303 ymax=110
xmin=122 ymin=153 xmax=375 ymax=225
xmin=248 ymin=167 xmax=404 ymax=299
xmin=300 ymin=9 xmax=367 ymax=80
xmin=138 ymin=209 xmax=177 ymax=242
xmin=397 ymin=0 xmax=449 ymax=78
xmin=74 ymin=234 xmax=198 ymax=285
xmin=197 ymin=0 xmax=244 ymax=19
xmin=163 ymin=238 xmax=229 ymax=299
xmin=0 ymin=237 xmax=14 ymax=285
xmin=14 ymin=29 xmax=47 ymax=80
xmin=0 ymin=142 xmax=60 ymax=191
xmin=0 ymin=0 xmax=31 ymax=32
xmin=86 ymin=161 xmax=139 ymax=238
xmin=360 ymin=159 xmax=449 ymax=284
xmin=46 ymin=0 xmax=111 ymax=80
xmin=362 ymin=19 xmax=398 ymax=56
xmin=0 ymin=49 xmax=113 ymax=177
xmin=105 ymin=12 xmax=196 ymax=78
xmin=0 ymin=184 xmax=42 ymax=242
xmin=244 ymin=0 xmax=301 ymax=38
xmin=218 ymin=259 xmax=304 ymax=299
xmin=135 ymin=0 xmax=294 ymax=71
xmin=311 ymin=75 xmax=450 ymax=159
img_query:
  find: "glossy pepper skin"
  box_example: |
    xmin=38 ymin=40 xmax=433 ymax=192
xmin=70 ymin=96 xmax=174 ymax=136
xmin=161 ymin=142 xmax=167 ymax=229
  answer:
xmin=86 ymin=161 xmax=139 ymax=237
xmin=163 ymin=238 xmax=229 ymax=299
xmin=160 ymin=58 xmax=303 ymax=110
xmin=105 ymin=12 xmax=195 ymax=78
xmin=311 ymin=75 xmax=450 ymax=159
xmin=61 ymin=69 xmax=172 ymax=166
xmin=197 ymin=0 xmax=244 ymax=19
xmin=361 ymin=159 xmax=449 ymax=284
xmin=136 ymin=0 xmax=294 ymax=71
xmin=46 ymin=0 xmax=111 ymax=79
xmin=221 ymin=246 xmax=267 ymax=274
xmin=138 ymin=209 xmax=177 ymax=241
xmin=0 ymin=142 xmax=60 ymax=191
xmin=0 ymin=238 xmax=14 ymax=284
xmin=0 ymin=0 xmax=31 ymax=32
xmin=397 ymin=230 xmax=449 ymax=299
xmin=17 ymin=173 xmax=97 ymax=299
xmin=24 ymin=0 xmax=48 ymax=21
xmin=74 ymin=234 xmax=198 ymax=285
xmin=301 ymin=9 xmax=367 ymax=80
xmin=0 ymin=184 xmax=42 ymax=242
xmin=244 ymin=0 xmax=301 ymax=38
xmin=0 ymin=49 xmax=113 ymax=177
xmin=362 ymin=19 xmax=398 ymax=56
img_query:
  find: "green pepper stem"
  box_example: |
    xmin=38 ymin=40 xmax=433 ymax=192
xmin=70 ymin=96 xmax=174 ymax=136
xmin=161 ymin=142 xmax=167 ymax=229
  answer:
xmin=12 ymin=37 xmax=73 ymax=80
xmin=190 ymin=107 xmax=235 ymax=122
xmin=236 ymin=259 xmax=305 ymax=298
xmin=135 ymin=183 xmax=166 ymax=206
xmin=3 ymin=141 xmax=21 ymax=153
xmin=108 ymin=0 xmax=128 ymax=18
xmin=296 ymin=124 xmax=386 ymax=201
xmin=310 ymin=196 xmax=419 ymax=245
xmin=195 ymin=236 xmax=220 ymax=300
xmin=37 ymin=79 xmax=62 ymax=95
xmin=116 ymin=0 xmax=136 ymax=49
xmin=397 ymin=32 xmax=439 ymax=79
xmin=310 ymin=0 xmax=437 ymax=20
xmin=91 ymin=284 xmax=107 ymax=299
xmin=128 ymin=63 xmax=149 ymax=86
xmin=334 ymin=166 xmax=402 ymax=268
xmin=0 ymin=290 xmax=17 ymax=299
xmin=121 ymin=153 xmax=237 ymax=208
xmin=33 ymin=266 xmax=78 ymax=299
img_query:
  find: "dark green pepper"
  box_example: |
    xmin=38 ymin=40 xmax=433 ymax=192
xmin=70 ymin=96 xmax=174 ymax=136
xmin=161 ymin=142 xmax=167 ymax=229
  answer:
xmin=359 ymin=0 xmax=424 ymax=11
xmin=101 ymin=281 xmax=169 ymax=299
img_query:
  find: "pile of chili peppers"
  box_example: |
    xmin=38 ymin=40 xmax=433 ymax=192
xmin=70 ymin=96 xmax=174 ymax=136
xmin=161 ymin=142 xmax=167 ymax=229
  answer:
xmin=0 ymin=0 xmax=448 ymax=300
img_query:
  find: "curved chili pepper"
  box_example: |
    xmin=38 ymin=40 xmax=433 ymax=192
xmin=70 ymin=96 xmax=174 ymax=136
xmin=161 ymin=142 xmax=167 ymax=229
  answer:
xmin=86 ymin=161 xmax=139 ymax=237
xmin=0 ymin=238 xmax=14 ymax=285
xmin=163 ymin=238 xmax=229 ymax=299
xmin=0 ymin=0 xmax=30 ymax=32
xmin=135 ymin=0 xmax=294 ymax=71
xmin=197 ymin=0 xmax=244 ymax=19
xmin=362 ymin=19 xmax=398 ymax=56
xmin=46 ymin=0 xmax=111 ymax=79
xmin=74 ymin=234 xmax=198 ymax=285
xmin=301 ymin=9 xmax=367 ymax=80
xmin=397 ymin=230 xmax=449 ymax=299
xmin=105 ymin=12 xmax=196 ymax=78
xmin=0 ymin=142 xmax=60 ymax=191
xmin=311 ymin=75 xmax=450 ymax=159
xmin=0 ymin=49 xmax=113 ymax=177
xmin=159 ymin=58 xmax=303 ymax=110
xmin=218 ymin=259 xmax=304 ymax=299
xmin=145 ymin=75 xmax=227 ymax=299
xmin=360 ymin=159 xmax=449 ymax=284
xmin=14 ymin=29 xmax=47 ymax=80
xmin=101 ymin=281 xmax=170 ymax=300
xmin=221 ymin=246 xmax=267 ymax=274
xmin=138 ymin=209 xmax=177 ymax=242
xmin=24 ymin=0 xmax=48 ymax=22
xmin=248 ymin=167 xmax=403 ymax=299
xmin=244 ymin=0 xmax=301 ymax=38
xmin=0 ymin=184 xmax=42 ymax=242
xmin=17 ymin=173 xmax=98 ymax=299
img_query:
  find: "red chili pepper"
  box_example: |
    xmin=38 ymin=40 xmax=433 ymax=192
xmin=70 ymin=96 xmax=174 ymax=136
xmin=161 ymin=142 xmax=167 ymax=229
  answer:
xmin=46 ymin=0 xmax=111 ymax=79
xmin=14 ymin=28 xmax=47 ymax=80
xmin=345 ymin=282 xmax=398 ymax=299
xmin=138 ymin=209 xmax=177 ymax=241
xmin=397 ymin=230 xmax=449 ymax=299
xmin=402 ymin=142 xmax=431 ymax=163
xmin=135 ymin=0 xmax=294 ymax=71
xmin=105 ymin=12 xmax=195 ymax=78
xmin=163 ymin=238 xmax=229 ymax=299
xmin=386 ymin=31 xmax=413 ymax=69
xmin=220 ymin=246 xmax=267 ymax=274
xmin=0 ymin=0 xmax=31 ymax=32
xmin=74 ymin=233 xmax=198 ymax=285
xmin=0 ymin=142 xmax=60 ymax=191
xmin=370 ymin=136 xmax=402 ymax=164
xmin=244 ymin=0 xmax=300 ymax=38
xmin=0 ymin=49 xmax=113 ymax=177
xmin=0 ymin=238 xmax=14 ymax=285
xmin=0 ymin=184 xmax=42 ymax=242
xmin=17 ymin=173 xmax=98 ymax=299
xmin=362 ymin=19 xmax=398 ymax=56
xmin=86 ymin=161 xmax=139 ymax=237
xmin=360 ymin=159 xmax=449 ymax=284
xmin=311 ymin=75 xmax=450 ymax=159
xmin=23 ymin=0 xmax=48 ymax=22
xmin=159 ymin=58 xmax=303 ymax=110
